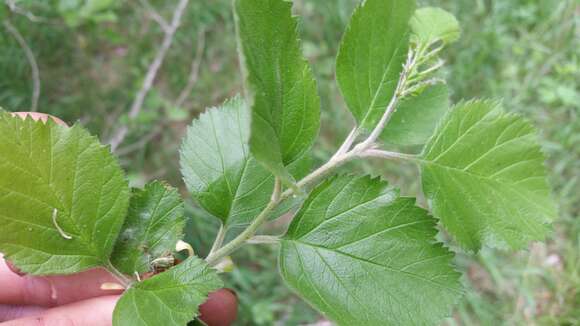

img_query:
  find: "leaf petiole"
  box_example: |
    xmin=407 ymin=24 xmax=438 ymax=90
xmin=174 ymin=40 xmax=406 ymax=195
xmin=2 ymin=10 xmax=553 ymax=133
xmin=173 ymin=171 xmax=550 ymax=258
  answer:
xmin=205 ymin=46 xmax=428 ymax=268
xmin=105 ymin=261 xmax=133 ymax=288
xmin=357 ymin=149 xmax=419 ymax=162
xmin=246 ymin=235 xmax=281 ymax=245
xmin=205 ymin=179 xmax=281 ymax=266
xmin=207 ymin=224 xmax=226 ymax=257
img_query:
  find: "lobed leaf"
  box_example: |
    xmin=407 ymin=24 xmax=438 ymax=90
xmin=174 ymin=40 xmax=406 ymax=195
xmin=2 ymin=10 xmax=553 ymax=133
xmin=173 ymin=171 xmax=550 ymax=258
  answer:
xmin=0 ymin=113 xmax=130 ymax=274
xmin=111 ymin=181 xmax=186 ymax=275
xmin=280 ymin=175 xmax=462 ymax=326
xmin=381 ymin=83 xmax=450 ymax=147
xmin=336 ymin=0 xmax=416 ymax=131
xmin=420 ymin=100 xmax=557 ymax=251
xmin=113 ymin=256 xmax=223 ymax=326
xmin=234 ymin=0 xmax=321 ymax=187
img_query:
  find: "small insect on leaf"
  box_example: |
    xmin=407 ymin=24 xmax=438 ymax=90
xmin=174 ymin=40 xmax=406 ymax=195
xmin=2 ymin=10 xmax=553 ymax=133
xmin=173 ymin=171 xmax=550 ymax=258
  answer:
xmin=0 ymin=113 xmax=130 ymax=275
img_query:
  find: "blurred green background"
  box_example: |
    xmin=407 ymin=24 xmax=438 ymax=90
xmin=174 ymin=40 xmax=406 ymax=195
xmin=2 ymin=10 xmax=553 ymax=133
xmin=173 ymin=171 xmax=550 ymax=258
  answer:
xmin=1 ymin=0 xmax=578 ymax=325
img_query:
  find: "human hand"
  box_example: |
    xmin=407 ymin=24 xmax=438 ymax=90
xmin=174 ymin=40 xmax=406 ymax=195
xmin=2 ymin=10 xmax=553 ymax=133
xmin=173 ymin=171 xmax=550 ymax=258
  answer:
xmin=0 ymin=113 xmax=238 ymax=326
xmin=0 ymin=255 xmax=237 ymax=326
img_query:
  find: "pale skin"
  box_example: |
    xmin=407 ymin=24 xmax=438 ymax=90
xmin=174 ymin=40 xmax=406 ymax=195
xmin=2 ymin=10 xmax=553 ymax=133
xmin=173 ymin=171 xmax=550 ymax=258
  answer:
xmin=0 ymin=113 xmax=238 ymax=326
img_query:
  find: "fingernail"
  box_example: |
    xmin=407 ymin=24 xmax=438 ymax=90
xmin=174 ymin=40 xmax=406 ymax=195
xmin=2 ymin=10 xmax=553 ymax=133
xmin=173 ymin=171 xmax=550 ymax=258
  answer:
xmin=224 ymin=288 xmax=238 ymax=299
xmin=100 ymin=282 xmax=126 ymax=291
xmin=6 ymin=260 xmax=26 ymax=277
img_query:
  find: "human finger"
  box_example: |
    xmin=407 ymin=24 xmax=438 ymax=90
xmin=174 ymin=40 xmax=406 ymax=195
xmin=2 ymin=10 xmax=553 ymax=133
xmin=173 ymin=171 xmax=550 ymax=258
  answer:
xmin=0 ymin=305 xmax=46 ymax=323
xmin=0 ymin=257 xmax=123 ymax=307
xmin=198 ymin=289 xmax=238 ymax=326
xmin=0 ymin=296 xmax=119 ymax=326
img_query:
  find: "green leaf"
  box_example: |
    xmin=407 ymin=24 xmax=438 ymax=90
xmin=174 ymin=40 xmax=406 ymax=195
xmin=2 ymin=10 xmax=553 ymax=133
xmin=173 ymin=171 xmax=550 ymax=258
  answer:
xmin=336 ymin=0 xmax=416 ymax=131
xmin=113 ymin=256 xmax=222 ymax=326
xmin=420 ymin=100 xmax=557 ymax=251
xmin=381 ymin=83 xmax=450 ymax=146
xmin=411 ymin=7 xmax=461 ymax=45
xmin=180 ymin=97 xmax=257 ymax=225
xmin=234 ymin=0 xmax=320 ymax=187
xmin=180 ymin=97 xmax=310 ymax=228
xmin=280 ymin=175 xmax=462 ymax=326
xmin=0 ymin=113 xmax=129 ymax=275
xmin=111 ymin=181 xmax=186 ymax=274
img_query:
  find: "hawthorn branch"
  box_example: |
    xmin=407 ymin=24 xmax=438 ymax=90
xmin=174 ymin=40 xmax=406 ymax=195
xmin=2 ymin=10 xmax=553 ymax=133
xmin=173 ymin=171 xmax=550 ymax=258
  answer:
xmin=207 ymin=223 xmax=226 ymax=257
xmin=246 ymin=235 xmax=280 ymax=245
xmin=204 ymin=144 xmax=415 ymax=266
xmin=109 ymin=0 xmax=190 ymax=151
xmin=353 ymin=49 xmax=417 ymax=152
xmin=331 ymin=127 xmax=358 ymax=160
xmin=104 ymin=261 xmax=132 ymax=287
xmin=3 ymin=20 xmax=40 ymax=112
xmin=205 ymin=47 xmax=424 ymax=266
xmin=357 ymin=149 xmax=418 ymax=162
xmin=206 ymin=179 xmax=281 ymax=266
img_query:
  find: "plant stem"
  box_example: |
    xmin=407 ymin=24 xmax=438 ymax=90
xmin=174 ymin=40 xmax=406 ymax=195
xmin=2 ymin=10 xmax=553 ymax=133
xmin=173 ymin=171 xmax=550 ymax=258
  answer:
xmin=357 ymin=149 xmax=418 ymax=162
xmin=331 ymin=127 xmax=359 ymax=159
xmin=280 ymin=152 xmax=356 ymax=201
xmin=205 ymin=179 xmax=281 ymax=266
xmin=208 ymin=223 xmax=226 ymax=257
xmin=246 ymin=235 xmax=281 ymax=244
xmin=206 ymin=194 xmax=279 ymax=266
xmin=105 ymin=261 xmax=132 ymax=288
xmin=354 ymin=50 xmax=416 ymax=152
xmin=205 ymin=46 xmax=427 ymax=267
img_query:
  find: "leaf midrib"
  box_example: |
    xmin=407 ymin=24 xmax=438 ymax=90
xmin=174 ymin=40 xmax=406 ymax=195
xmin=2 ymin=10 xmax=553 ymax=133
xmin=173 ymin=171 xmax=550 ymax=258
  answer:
xmin=287 ymin=240 xmax=462 ymax=294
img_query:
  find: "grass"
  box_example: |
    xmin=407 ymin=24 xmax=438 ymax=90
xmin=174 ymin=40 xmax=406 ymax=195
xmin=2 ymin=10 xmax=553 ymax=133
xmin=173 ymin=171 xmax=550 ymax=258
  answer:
xmin=1 ymin=0 xmax=578 ymax=324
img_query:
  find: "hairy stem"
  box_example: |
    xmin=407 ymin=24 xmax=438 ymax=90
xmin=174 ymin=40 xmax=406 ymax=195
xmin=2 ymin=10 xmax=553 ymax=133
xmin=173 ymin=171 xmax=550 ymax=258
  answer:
xmin=358 ymin=149 xmax=418 ymax=162
xmin=208 ymin=223 xmax=227 ymax=257
xmin=246 ymin=235 xmax=281 ymax=245
xmin=105 ymin=261 xmax=132 ymax=288
xmin=205 ymin=46 xmax=426 ymax=267
xmin=331 ymin=127 xmax=359 ymax=159
xmin=280 ymin=152 xmax=356 ymax=201
xmin=206 ymin=190 xmax=279 ymax=266
xmin=354 ymin=50 xmax=416 ymax=152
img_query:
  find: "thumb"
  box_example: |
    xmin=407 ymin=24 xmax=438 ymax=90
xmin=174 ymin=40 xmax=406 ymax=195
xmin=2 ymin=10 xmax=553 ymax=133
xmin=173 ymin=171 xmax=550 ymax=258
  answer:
xmin=198 ymin=289 xmax=238 ymax=326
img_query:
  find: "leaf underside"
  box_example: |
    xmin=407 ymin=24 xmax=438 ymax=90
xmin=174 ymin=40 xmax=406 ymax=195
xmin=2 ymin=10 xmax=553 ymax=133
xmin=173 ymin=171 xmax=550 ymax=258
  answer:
xmin=280 ymin=175 xmax=462 ymax=326
xmin=235 ymin=0 xmax=321 ymax=186
xmin=336 ymin=0 xmax=416 ymax=131
xmin=381 ymin=83 xmax=450 ymax=147
xmin=111 ymin=181 xmax=186 ymax=274
xmin=420 ymin=100 xmax=557 ymax=251
xmin=179 ymin=97 xmax=309 ymax=229
xmin=0 ymin=114 xmax=130 ymax=275
xmin=113 ymin=256 xmax=223 ymax=326
xmin=180 ymin=97 xmax=263 ymax=225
